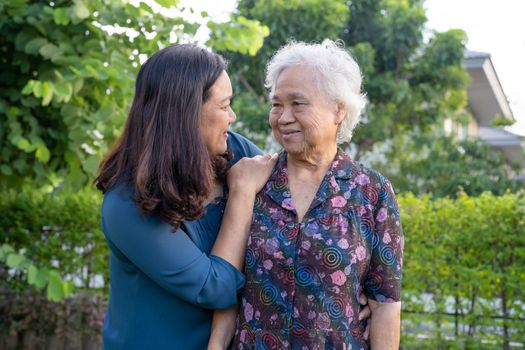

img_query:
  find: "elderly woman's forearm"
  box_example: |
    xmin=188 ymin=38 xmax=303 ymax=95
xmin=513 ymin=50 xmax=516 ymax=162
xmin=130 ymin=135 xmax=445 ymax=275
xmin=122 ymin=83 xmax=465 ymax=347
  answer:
xmin=369 ymin=301 xmax=401 ymax=349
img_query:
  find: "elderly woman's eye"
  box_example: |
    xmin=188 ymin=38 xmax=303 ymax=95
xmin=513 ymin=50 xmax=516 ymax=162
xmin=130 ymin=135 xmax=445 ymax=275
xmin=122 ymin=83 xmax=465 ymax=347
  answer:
xmin=271 ymin=103 xmax=282 ymax=108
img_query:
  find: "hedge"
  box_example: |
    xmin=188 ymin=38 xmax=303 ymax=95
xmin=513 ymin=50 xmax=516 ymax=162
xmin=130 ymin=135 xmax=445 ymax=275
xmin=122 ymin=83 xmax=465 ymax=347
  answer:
xmin=0 ymin=188 xmax=524 ymax=349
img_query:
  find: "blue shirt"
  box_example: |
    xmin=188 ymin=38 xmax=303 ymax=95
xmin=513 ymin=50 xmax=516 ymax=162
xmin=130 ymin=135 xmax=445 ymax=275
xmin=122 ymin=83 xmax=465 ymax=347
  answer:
xmin=101 ymin=132 xmax=261 ymax=349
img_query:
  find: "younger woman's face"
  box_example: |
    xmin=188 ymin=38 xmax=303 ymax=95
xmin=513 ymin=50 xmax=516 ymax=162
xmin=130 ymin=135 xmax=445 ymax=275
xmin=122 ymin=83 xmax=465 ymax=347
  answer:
xmin=200 ymin=71 xmax=236 ymax=156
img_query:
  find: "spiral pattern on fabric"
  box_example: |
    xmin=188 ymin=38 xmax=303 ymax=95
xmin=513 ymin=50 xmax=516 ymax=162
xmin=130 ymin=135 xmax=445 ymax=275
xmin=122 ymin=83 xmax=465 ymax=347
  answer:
xmin=371 ymin=233 xmax=380 ymax=250
xmin=259 ymin=331 xmax=281 ymax=350
xmin=296 ymin=265 xmax=316 ymax=287
xmin=245 ymin=248 xmax=256 ymax=270
xmin=325 ymin=296 xmax=345 ymax=319
xmin=359 ymin=216 xmax=374 ymax=239
xmin=380 ymin=245 xmax=396 ymax=266
xmin=260 ymin=283 xmax=279 ymax=305
xmin=292 ymin=321 xmax=308 ymax=336
xmin=365 ymin=271 xmax=384 ymax=292
xmin=272 ymin=178 xmax=287 ymax=192
xmin=363 ymin=184 xmax=379 ymax=204
xmin=322 ymin=247 xmax=343 ymax=269
xmin=378 ymin=188 xmax=388 ymax=201
xmin=319 ymin=214 xmax=336 ymax=226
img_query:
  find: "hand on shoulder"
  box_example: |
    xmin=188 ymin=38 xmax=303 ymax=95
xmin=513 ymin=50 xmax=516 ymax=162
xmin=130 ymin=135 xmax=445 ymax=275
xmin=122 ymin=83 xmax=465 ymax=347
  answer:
xmin=227 ymin=153 xmax=278 ymax=195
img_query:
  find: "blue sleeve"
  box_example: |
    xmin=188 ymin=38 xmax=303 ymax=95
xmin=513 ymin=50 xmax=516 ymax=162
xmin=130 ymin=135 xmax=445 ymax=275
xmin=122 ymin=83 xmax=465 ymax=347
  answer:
xmin=227 ymin=131 xmax=263 ymax=166
xmin=102 ymin=188 xmax=245 ymax=310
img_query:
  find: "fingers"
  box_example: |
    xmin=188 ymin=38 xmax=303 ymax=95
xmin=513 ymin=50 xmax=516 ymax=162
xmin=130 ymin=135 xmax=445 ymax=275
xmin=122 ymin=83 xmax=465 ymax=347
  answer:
xmin=359 ymin=292 xmax=368 ymax=306
xmin=358 ymin=305 xmax=371 ymax=321
xmin=363 ymin=322 xmax=371 ymax=340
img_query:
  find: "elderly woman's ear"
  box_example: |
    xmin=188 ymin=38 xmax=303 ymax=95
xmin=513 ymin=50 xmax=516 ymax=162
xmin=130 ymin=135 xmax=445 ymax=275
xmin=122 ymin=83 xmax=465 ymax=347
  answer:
xmin=335 ymin=101 xmax=347 ymax=125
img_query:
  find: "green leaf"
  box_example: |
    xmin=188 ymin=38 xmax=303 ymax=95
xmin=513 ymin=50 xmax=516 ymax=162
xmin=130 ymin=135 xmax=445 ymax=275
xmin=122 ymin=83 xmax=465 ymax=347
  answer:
xmin=36 ymin=143 xmax=51 ymax=163
xmin=0 ymin=244 xmax=15 ymax=260
xmin=41 ymin=82 xmax=53 ymax=106
xmin=24 ymin=37 xmax=48 ymax=55
xmin=16 ymin=137 xmax=32 ymax=152
xmin=34 ymin=268 xmax=50 ymax=289
xmin=47 ymin=270 xmax=65 ymax=301
xmin=52 ymin=81 xmax=73 ymax=101
xmin=27 ymin=264 xmax=38 ymax=285
xmin=154 ymin=0 xmax=177 ymax=8
xmin=6 ymin=253 xmax=26 ymax=268
xmin=82 ymin=155 xmax=100 ymax=176
xmin=53 ymin=7 xmax=70 ymax=25
xmin=21 ymin=80 xmax=34 ymax=95
xmin=32 ymin=81 xmax=43 ymax=98
xmin=39 ymin=43 xmax=60 ymax=59
xmin=74 ymin=1 xmax=90 ymax=19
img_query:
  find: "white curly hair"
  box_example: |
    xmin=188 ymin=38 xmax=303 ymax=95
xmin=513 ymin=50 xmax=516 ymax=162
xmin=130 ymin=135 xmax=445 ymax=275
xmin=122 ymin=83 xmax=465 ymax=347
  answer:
xmin=265 ymin=39 xmax=367 ymax=144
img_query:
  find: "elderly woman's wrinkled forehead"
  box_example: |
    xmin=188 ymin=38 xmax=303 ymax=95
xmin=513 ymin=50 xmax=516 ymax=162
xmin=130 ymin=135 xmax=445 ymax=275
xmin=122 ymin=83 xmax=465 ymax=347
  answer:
xmin=270 ymin=64 xmax=327 ymax=98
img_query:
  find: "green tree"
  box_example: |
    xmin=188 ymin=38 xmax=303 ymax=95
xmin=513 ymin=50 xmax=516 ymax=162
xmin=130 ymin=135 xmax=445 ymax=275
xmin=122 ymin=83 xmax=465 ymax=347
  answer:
xmin=344 ymin=0 xmax=470 ymax=156
xmin=216 ymin=0 xmax=350 ymax=147
xmin=0 ymin=0 xmax=268 ymax=189
xmin=371 ymin=133 xmax=522 ymax=197
xmin=223 ymin=0 xmax=469 ymax=155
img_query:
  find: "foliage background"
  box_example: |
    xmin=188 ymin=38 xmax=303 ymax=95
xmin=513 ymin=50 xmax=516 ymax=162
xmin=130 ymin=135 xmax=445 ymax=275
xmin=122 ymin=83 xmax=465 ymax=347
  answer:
xmin=1 ymin=0 xmax=524 ymax=348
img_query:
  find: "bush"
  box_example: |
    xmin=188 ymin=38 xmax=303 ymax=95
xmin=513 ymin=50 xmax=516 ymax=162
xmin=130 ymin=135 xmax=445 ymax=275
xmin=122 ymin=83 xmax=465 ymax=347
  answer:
xmin=0 ymin=187 xmax=107 ymax=293
xmin=399 ymin=192 xmax=525 ymax=348
xmin=1 ymin=187 xmax=524 ymax=348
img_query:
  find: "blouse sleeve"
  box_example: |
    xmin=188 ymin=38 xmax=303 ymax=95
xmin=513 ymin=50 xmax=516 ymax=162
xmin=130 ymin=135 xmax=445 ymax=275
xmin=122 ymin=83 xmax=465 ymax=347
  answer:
xmin=102 ymin=189 xmax=245 ymax=310
xmin=364 ymin=177 xmax=404 ymax=302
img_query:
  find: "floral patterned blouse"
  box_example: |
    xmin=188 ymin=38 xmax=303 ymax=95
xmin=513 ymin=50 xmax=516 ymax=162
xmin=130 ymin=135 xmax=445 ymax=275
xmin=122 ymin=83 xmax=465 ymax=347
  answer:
xmin=230 ymin=150 xmax=404 ymax=350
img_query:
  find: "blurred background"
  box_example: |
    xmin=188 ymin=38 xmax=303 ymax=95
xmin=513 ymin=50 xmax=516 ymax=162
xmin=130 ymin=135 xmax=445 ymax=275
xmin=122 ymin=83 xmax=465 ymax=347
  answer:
xmin=0 ymin=0 xmax=523 ymax=348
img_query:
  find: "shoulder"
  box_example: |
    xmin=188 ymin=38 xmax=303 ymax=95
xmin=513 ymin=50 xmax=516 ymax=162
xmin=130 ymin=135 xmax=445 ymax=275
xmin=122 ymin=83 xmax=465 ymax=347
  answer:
xmin=227 ymin=131 xmax=263 ymax=165
xmin=102 ymin=183 xmax=139 ymax=222
xmin=350 ymin=161 xmax=391 ymax=189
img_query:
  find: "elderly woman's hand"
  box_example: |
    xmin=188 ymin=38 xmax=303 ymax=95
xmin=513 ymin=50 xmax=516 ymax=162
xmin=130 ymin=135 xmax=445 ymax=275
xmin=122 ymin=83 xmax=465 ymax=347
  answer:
xmin=227 ymin=154 xmax=278 ymax=195
xmin=359 ymin=292 xmax=372 ymax=340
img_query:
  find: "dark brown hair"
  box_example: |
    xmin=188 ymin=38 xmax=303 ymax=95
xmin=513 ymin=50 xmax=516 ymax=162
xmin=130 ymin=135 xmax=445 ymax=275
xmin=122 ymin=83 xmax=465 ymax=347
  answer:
xmin=95 ymin=44 xmax=231 ymax=230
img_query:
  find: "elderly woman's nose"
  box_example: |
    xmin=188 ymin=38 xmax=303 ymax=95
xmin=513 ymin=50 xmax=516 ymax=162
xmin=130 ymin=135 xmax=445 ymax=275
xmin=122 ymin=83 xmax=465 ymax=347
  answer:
xmin=278 ymin=106 xmax=294 ymax=123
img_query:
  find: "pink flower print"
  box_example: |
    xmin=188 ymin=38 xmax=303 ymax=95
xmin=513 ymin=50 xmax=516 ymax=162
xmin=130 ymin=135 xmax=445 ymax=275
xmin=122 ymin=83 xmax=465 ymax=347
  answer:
xmin=355 ymin=174 xmax=370 ymax=186
xmin=308 ymin=311 xmax=317 ymax=319
xmin=282 ymin=198 xmax=295 ymax=210
xmin=345 ymin=304 xmax=354 ymax=318
xmin=330 ymin=176 xmax=340 ymax=191
xmin=263 ymin=259 xmax=273 ymax=270
xmin=316 ymin=312 xmax=332 ymax=330
xmin=273 ymin=251 xmax=284 ymax=259
xmin=244 ymin=302 xmax=254 ymax=321
xmin=337 ymin=238 xmax=349 ymax=249
xmin=356 ymin=245 xmax=366 ymax=261
xmin=376 ymin=207 xmax=388 ymax=222
xmin=383 ymin=231 xmax=391 ymax=244
xmin=330 ymin=196 xmax=347 ymax=208
xmin=330 ymin=270 xmax=347 ymax=286
xmin=301 ymin=240 xmax=311 ymax=250
xmin=357 ymin=205 xmax=367 ymax=215
xmin=263 ymin=237 xmax=279 ymax=254
xmin=335 ymin=215 xmax=348 ymax=234
xmin=240 ymin=329 xmax=247 ymax=343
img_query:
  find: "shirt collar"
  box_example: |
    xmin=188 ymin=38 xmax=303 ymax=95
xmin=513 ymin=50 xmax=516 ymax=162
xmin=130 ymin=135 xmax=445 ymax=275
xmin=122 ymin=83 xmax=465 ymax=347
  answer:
xmin=263 ymin=149 xmax=354 ymax=213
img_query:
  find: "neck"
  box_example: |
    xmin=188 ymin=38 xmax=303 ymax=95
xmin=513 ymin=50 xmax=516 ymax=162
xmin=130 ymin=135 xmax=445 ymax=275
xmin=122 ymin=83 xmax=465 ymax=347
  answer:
xmin=286 ymin=144 xmax=338 ymax=180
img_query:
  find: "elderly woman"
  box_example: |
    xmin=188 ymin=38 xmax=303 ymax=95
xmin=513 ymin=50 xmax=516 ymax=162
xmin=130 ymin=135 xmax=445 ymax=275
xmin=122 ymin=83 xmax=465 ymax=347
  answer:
xmin=209 ymin=40 xmax=403 ymax=350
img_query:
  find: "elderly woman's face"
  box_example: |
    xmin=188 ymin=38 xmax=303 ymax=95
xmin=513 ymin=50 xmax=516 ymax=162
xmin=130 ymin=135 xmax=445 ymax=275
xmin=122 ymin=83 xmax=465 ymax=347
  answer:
xmin=269 ymin=66 xmax=342 ymax=157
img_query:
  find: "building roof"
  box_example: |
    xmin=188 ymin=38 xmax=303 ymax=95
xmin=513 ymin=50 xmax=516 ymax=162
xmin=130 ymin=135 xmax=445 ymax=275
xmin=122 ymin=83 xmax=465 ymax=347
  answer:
xmin=479 ymin=126 xmax=524 ymax=165
xmin=464 ymin=50 xmax=515 ymax=126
